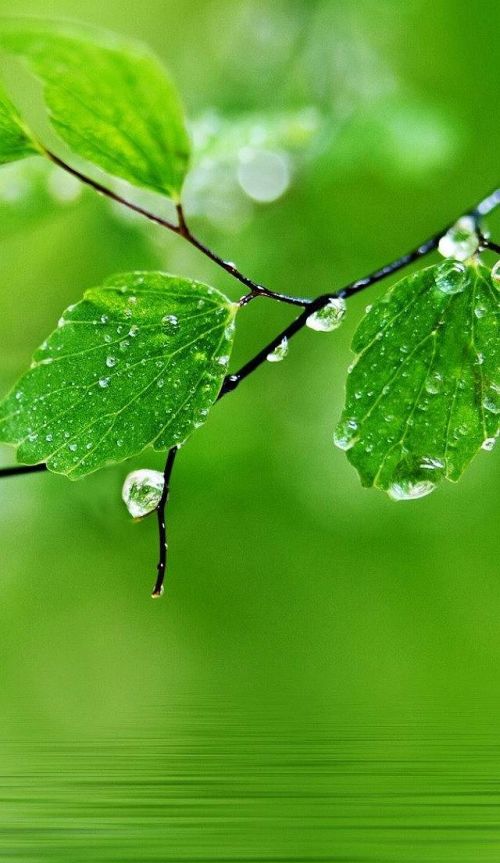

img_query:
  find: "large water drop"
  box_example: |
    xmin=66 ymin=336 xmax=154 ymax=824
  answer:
xmin=122 ymin=469 xmax=164 ymax=518
xmin=306 ymin=298 xmax=346 ymax=332
xmin=266 ymin=337 xmax=289 ymax=363
xmin=438 ymin=216 xmax=479 ymax=262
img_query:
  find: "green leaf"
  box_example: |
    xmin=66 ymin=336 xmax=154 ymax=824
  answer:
xmin=0 ymin=80 xmax=39 ymax=164
xmin=0 ymin=273 xmax=237 ymax=479
xmin=335 ymin=261 xmax=499 ymax=500
xmin=0 ymin=27 xmax=190 ymax=199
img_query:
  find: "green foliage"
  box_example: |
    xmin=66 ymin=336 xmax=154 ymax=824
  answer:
xmin=0 ymin=80 xmax=39 ymax=165
xmin=335 ymin=261 xmax=499 ymax=499
xmin=0 ymin=273 xmax=237 ymax=479
xmin=0 ymin=28 xmax=190 ymax=199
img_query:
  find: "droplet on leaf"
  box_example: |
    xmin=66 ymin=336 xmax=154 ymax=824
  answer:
xmin=434 ymin=261 xmax=467 ymax=295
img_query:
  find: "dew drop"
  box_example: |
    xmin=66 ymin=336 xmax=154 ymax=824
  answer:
xmin=424 ymin=370 xmax=443 ymax=395
xmin=122 ymin=469 xmax=164 ymax=518
xmin=491 ymin=260 xmax=500 ymax=285
xmin=106 ymin=356 xmax=117 ymax=368
xmin=100 ymin=314 xmax=109 ymax=324
xmin=162 ymin=314 xmax=178 ymax=328
xmin=266 ymin=337 xmax=288 ymax=363
xmin=217 ymin=355 xmax=229 ymax=366
xmin=333 ymin=418 xmax=359 ymax=451
xmin=438 ymin=216 xmax=479 ymax=262
xmin=98 ymin=377 xmax=110 ymax=388
xmin=306 ymin=297 xmax=346 ymax=332
xmin=68 ymin=443 xmax=77 ymax=452
xmin=388 ymin=479 xmax=436 ymax=501
xmin=482 ymin=437 xmax=497 ymax=451
xmin=435 ymin=261 xmax=467 ymax=295
xmin=128 ymin=325 xmax=139 ymax=337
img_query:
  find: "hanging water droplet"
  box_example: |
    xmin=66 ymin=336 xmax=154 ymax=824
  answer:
xmin=388 ymin=478 xmax=437 ymax=501
xmin=266 ymin=337 xmax=288 ymax=363
xmin=438 ymin=216 xmax=479 ymax=261
xmin=106 ymin=356 xmax=117 ymax=368
xmin=122 ymin=469 xmax=164 ymax=518
xmin=482 ymin=437 xmax=497 ymax=452
xmin=435 ymin=261 xmax=467 ymax=295
xmin=306 ymin=297 xmax=346 ymax=332
xmin=333 ymin=418 xmax=359 ymax=451
xmin=98 ymin=377 xmax=110 ymax=388
xmin=388 ymin=454 xmax=444 ymax=501
xmin=491 ymin=260 xmax=500 ymax=285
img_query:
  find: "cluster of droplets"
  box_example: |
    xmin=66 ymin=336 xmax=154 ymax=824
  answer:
xmin=122 ymin=469 xmax=164 ymax=518
xmin=437 ymin=216 xmax=479 ymax=262
xmin=306 ymin=297 xmax=346 ymax=332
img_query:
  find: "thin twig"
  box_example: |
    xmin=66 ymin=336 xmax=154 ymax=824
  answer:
xmin=46 ymin=151 xmax=307 ymax=308
xmin=151 ymin=446 xmax=178 ymax=598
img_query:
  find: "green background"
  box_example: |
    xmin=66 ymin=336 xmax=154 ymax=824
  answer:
xmin=0 ymin=1 xmax=499 ymax=860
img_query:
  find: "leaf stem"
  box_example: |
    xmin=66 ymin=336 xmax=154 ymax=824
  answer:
xmin=151 ymin=445 xmax=178 ymax=598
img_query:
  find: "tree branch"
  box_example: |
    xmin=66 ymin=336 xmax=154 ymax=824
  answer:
xmin=151 ymin=446 xmax=178 ymax=598
xmin=45 ymin=150 xmax=307 ymax=308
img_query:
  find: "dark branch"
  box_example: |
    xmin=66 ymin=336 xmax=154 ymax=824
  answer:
xmin=0 ymin=463 xmax=47 ymax=478
xmin=151 ymin=446 xmax=178 ymax=598
xmin=46 ymin=151 xmax=306 ymax=308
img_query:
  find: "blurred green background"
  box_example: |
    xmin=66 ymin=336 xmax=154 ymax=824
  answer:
xmin=0 ymin=1 xmax=499 ymax=860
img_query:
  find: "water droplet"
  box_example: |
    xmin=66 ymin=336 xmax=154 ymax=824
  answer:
xmin=45 ymin=433 xmax=53 ymax=442
xmin=333 ymin=418 xmax=359 ymax=451
xmin=365 ymin=304 xmax=373 ymax=314
xmin=491 ymin=260 xmax=500 ymax=285
xmin=438 ymin=216 xmax=479 ymax=261
xmin=217 ymin=355 xmax=229 ymax=366
xmin=474 ymin=305 xmax=487 ymax=318
xmin=306 ymin=298 xmax=346 ymax=332
xmin=435 ymin=261 xmax=467 ymax=295
xmin=119 ymin=340 xmax=130 ymax=352
xmin=388 ymin=478 xmax=436 ymax=501
xmin=100 ymin=314 xmax=109 ymax=324
xmin=388 ymin=454 xmax=444 ymax=501
xmin=106 ymin=356 xmax=117 ymax=368
xmin=127 ymin=295 xmax=137 ymax=304
xmin=98 ymin=377 xmax=110 ymax=388
xmin=57 ymin=317 xmax=65 ymax=328
xmin=157 ymin=379 xmax=164 ymax=388
xmin=482 ymin=394 xmax=500 ymax=414
xmin=425 ymin=370 xmax=443 ymax=395
xmin=68 ymin=443 xmax=77 ymax=452
xmin=128 ymin=325 xmax=139 ymax=337
xmin=419 ymin=456 xmax=445 ymax=470
xmin=482 ymin=437 xmax=496 ymax=452
xmin=162 ymin=314 xmax=178 ymax=328
xmin=122 ymin=469 xmax=164 ymax=518
xmin=266 ymin=337 xmax=288 ymax=363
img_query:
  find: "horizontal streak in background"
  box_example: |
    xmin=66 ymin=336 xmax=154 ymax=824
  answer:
xmin=1 ymin=703 xmax=500 ymax=862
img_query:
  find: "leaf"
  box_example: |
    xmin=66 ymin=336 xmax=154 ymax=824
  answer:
xmin=0 ymin=27 xmax=190 ymax=199
xmin=0 ymin=80 xmax=39 ymax=164
xmin=0 ymin=273 xmax=237 ymax=479
xmin=335 ymin=261 xmax=499 ymax=500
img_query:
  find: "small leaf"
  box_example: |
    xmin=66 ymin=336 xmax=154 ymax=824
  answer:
xmin=0 ymin=273 xmax=237 ymax=478
xmin=0 ymin=80 xmax=39 ymax=164
xmin=0 ymin=27 xmax=190 ymax=198
xmin=335 ymin=261 xmax=499 ymax=499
